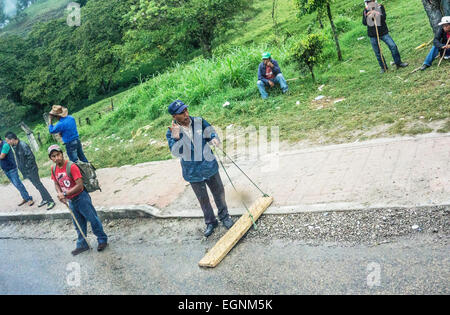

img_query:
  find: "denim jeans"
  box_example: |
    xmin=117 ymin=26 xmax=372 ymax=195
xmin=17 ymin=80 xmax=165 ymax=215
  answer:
xmin=257 ymin=73 xmax=289 ymax=99
xmin=69 ymin=190 xmax=107 ymax=249
xmin=5 ymin=168 xmax=32 ymax=202
xmin=369 ymin=34 xmax=402 ymax=69
xmin=190 ymin=172 xmax=229 ymax=225
xmin=27 ymin=170 xmax=54 ymax=203
xmin=65 ymin=139 xmax=89 ymax=163
xmin=423 ymin=45 xmax=450 ymax=66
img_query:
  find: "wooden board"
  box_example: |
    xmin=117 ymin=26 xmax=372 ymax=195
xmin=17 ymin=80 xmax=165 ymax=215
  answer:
xmin=198 ymin=196 xmax=274 ymax=268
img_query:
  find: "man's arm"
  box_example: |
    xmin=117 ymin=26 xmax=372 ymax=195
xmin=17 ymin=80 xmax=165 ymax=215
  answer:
xmin=49 ymin=118 xmax=64 ymax=134
xmin=20 ymin=142 xmax=36 ymax=171
xmin=433 ymin=28 xmax=445 ymax=49
xmin=270 ymin=60 xmax=281 ymax=74
xmin=258 ymin=64 xmax=269 ymax=85
xmin=0 ymin=143 xmax=10 ymax=159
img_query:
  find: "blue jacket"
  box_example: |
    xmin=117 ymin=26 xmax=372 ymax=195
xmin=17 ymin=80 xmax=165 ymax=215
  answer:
xmin=166 ymin=116 xmax=219 ymax=183
xmin=0 ymin=140 xmax=17 ymax=172
xmin=257 ymin=59 xmax=282 ymax=85
xmin=49 ymin=115 xmax=79 ymax=144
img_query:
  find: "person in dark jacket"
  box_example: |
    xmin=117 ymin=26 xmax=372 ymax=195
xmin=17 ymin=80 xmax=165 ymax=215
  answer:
xmin=0 ymin=136 xmax=34 ymax=207
xmin=166 ymin=100 xmax=234 ymax=237
xmin=48 ymin=105 xmax=89 ymax=163
xmin=5 ymin=132 xmax=55 ymax=210
xmin=362 ymin=0 xmax=408 ymax=73
xmin=420 ymin=16 xmax=450 ymax=70
xmin=257 ymin=52 xmax=288 ymax=99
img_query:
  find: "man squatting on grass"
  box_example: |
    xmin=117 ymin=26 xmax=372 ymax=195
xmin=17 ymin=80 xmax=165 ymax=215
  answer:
xmin=48 ymin=144 xmax=108 ymax=255
xmin=48 ymin=105 xmax=89 ymax=163
xmin=5 ymin=132 xmax=55 ymax=210
xmin=166 ymin=100 xmax=234 ymax=237
xmin=0 ymin=136 xmax=34 ymax=207
xmin=362 ymin=0 xmax=408 ymax=73
xmin=420 ymin=16 xmax=450 ymax=70
xmin=257 ymin=52 xmax=288 ymax=99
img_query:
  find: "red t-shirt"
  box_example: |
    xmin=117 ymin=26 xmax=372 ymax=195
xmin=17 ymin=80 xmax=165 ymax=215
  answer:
xmin=265 ymin=65 xmax=275 ymax=80
xmin=51 ymin=161 xmax=83 ymax=199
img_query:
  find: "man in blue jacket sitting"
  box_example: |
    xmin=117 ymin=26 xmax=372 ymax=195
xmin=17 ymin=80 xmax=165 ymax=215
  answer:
xmin=257 ymin=52 xmax=288 ymax=99
xmin=48 ymin=105 xmax=89 ymax=163
xmin=166 ymin=100 xmax=234 ymax=237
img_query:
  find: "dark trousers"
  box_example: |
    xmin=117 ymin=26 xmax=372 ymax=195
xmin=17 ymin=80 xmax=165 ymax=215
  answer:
xmin=190 ymin=172 xmax=229 ymax=225
xmin=65 ymin=139 xmax=89 ymax=163
xmin=369 ymin=33 xmax=402 ymax=69
xmin=27 ymin=170 xmax=53 ymax=203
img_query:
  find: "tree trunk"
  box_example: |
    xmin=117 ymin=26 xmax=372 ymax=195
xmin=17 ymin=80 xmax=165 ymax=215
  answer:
xmin=422 ymin=0 xmax=443 ymax=35
xmin=307 ymin=64 xmax=315 ymax=83
xmin=326 ymin=3 xmax=342 ymax=61
xmin=20 ymin=122 xmax=39 ymax=152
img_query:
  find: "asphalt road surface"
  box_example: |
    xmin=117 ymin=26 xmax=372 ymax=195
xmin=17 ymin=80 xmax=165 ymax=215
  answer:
xmin=0 ymin=213 xmax=448 ymax=295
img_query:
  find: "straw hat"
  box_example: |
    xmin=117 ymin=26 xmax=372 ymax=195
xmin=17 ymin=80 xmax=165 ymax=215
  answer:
xmin=49 ymin=105 xmax=68 ymax=117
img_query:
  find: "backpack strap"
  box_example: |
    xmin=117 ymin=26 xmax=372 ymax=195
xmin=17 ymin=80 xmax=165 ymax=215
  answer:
xmin=51 ymin=165 xmax=56 ymax=180
xmin=66 ymin=161 xmax=74 ymax=180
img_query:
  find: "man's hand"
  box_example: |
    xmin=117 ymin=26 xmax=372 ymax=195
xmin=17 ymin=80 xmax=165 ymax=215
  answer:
xmin=268 ymin=80 xmax=275 ymax=88
xmin=169 ymin=121 xmax=181 ymax=140
xmin=57 ymin=192 xmax=67 ymax=204
xmin=49 ymin=115 xmax=53 ymax=124
xmin=267 ymin=61 xmax=274 ymax=68
xmin=210 ymin=138 xmax=220 ymax=147
xmin=443 ymin=45 xmax=450 ymax=50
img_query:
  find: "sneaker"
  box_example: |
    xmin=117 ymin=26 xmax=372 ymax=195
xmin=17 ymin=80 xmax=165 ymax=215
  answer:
xmin=27 ymin=200 xmax=34 ymax=207
xmin=444 ymin=55 xmax=450 ymax=60
xmin=396 ymin=62 xmax=409 ymax=69
xmin=38 ymin=200 xmax=48 ymax=208
xmin=97 ymin=243 xmax=108 ymax=252
xmin=46 ymin=201 xmax=55 ymax=211
xmin=204 ymin=221 xmax=218 ymax=237
xmin=222 ymin=216 xmax=234 ymax=229
xmin=71 ymin=246 xmax=90 ymax=256
xmin=18 ymin=199 xmax=27 ymax=206
xmin=420 ymin=64 xmax=430 ymax=71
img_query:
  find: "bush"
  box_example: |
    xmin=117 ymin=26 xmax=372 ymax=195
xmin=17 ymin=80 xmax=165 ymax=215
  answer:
xmin=291 ymin=33 xmax=326 ymax=82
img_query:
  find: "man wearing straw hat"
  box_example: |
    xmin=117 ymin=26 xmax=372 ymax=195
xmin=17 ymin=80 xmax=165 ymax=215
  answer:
xmin=48 ymin=144 xmax=108 ymax=255
xmin=362 ymin=0 xmax=408 ymax=73
xmin=420 ymin=16 xmax=450 ymax=70
xmin=48 ymin=105 xmax=89 ymax=163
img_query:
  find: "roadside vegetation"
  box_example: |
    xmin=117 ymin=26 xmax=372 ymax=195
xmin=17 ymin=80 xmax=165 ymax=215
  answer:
xmin=0 ymin=0 xmax=449 ymax=184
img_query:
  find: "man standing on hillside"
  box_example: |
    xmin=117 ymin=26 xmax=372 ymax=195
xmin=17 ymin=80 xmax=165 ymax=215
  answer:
xmin=420 ymin=16 xmax=450 ymax=70
xmin=0 ymin=136 xmax=34 ymax=207
xmin=5 ymin=132 xmax=55 ymax=210
xmin=48 ymin=105 xmax=89 ymax=163
xmin=257 ymin=52 xmax=289 ymax=99
xmin=362 ymin=0 xmax=408 ymax=73
xmin=49 ymin=144 xmax=108 ymax=255
xmin=166 ymin=100 xmax=234 ymax=237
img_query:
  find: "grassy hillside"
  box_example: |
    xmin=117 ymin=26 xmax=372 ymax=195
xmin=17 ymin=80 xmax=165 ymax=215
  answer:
xmin=0 ymin=0 xmax=71 ymax=36
xmin=1 ymin=0 xmax=449 ymax=184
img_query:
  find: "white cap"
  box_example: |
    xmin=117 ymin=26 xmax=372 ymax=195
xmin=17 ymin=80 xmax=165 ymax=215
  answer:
xmin=438 ymin=16 xmax=450 ymax=26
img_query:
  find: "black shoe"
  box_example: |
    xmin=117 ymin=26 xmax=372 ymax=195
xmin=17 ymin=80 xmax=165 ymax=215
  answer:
xmin=71 ymin=246 xmax=90 ymax=256
xmin=420 ymin=64 xmax=429 ymax=71
xmin=38 ymin=200 xmax=48 ymax=208
xmin=204 ymin=221 xmax=218 ymax=237
xmin=97 ymin=243 xmax=108 ymax=252
xmin=222 ymin=216 xmax=234 ymax=229
xmin=396 ymin=62 xmax=409 ymax=69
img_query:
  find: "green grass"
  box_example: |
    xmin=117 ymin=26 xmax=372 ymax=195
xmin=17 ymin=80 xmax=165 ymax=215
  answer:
xmin=1 ymin=0 xmax=449 ymax=185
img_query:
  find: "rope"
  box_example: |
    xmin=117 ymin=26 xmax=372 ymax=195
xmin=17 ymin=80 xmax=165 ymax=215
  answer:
xmin=213 ymin=146 xmax=258 ymax=230
xmin=214 ymin=145 xmax=269 ymax=197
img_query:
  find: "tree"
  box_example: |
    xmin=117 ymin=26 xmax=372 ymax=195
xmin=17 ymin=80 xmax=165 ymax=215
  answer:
xmin=422 ymin=0 xmax=443 ymax=34
xmin=291 ymin=33 xmax=325 ymax=82
xmin=294 ymin=0 xmax=342 ymax=61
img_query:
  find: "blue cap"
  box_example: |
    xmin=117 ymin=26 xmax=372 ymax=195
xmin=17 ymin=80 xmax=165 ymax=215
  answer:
xmin=168 ymin=100 xmax=188 ymax=115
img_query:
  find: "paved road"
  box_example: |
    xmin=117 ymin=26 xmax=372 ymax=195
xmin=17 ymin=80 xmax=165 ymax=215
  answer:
xmin=1 ymin=226 xmax=448 ymax=295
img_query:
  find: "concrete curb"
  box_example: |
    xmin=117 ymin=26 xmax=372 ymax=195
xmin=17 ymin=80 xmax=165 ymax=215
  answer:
xmin=0 ymin=203 xmax=448 ymax=223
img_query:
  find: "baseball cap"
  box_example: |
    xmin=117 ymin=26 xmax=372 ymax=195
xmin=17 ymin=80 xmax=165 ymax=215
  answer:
xmin=262 ymin=52 xmax=271 ymax=59
xmin=438 ymin=16 xmax=450 ymax=26
xmin=48 ymin=144 xmax=63 ymax=157
xmin=168 ymin=100 xmax=188 ymax=115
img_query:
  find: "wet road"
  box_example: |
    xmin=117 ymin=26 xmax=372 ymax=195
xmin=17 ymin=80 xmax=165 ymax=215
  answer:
xmin=1 ymin=232 xmax=448 ymax=294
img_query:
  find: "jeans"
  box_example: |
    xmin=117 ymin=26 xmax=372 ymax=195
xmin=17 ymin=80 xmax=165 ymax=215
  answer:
xmin=68 ymin=190 xmax=107 ymax=249
xmin=65 ymin=139 xmax=89 ymax=163
xmin=257 ymin=73 xmax=289 ymax=99
xmin=190 ymin=172 xmax=229 ymax=225
xmin=27 ymin=170 xmax=54 ymax=203
xmin=423 ymin=45 xmax=450 ymax=66
xmin=369 ymin=34 xmax=402 ymax=69
xmin=5 ymin=168 xmax=32 ymax=202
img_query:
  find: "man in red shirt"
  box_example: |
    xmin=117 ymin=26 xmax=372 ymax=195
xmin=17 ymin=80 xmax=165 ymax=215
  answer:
xmin=48 ymin=144 xmax=108 ymax=255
